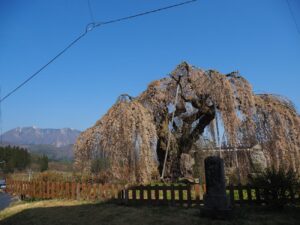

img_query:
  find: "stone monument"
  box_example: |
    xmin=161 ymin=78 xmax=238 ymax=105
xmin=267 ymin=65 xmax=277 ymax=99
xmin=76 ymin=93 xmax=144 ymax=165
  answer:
xmin=202 ymin=156 xmax=232 ymax=219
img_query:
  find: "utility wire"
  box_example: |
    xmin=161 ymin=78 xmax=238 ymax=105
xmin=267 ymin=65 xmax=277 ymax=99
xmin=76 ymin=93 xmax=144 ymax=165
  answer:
xmin=286 ymin=0 xmax=300 ymax=35
xmin=94 ymin=0 xmax=197 ymax=27
xmin=0 ymin=32 xmax=87 ymax=103
xmin=0 ymin=0 xmax=197 ymax=103
xmin=0 ymin=86 xmax=2 ymax=144
xmin=87 ymin=0 xmax=95 ymax=22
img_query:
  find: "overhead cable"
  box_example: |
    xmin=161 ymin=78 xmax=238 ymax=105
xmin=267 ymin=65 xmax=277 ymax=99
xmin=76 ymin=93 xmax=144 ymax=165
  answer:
xmin=0 ymin=0 xmax=197 ymax=103
xmin=87 ymin=0 xmax=95 ymax=22
xmin=286 ymin=0 xmax=300 ymax=35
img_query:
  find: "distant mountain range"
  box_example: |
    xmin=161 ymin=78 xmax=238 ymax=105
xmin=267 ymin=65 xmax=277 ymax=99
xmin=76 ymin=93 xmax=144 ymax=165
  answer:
xmin=0 ymin=127 xmax=81 ymax=161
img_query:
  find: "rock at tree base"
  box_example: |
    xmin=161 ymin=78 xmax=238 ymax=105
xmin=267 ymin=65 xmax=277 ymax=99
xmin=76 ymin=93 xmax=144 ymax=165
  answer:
xmin=202 ymin=156 xmax=232 ymax=219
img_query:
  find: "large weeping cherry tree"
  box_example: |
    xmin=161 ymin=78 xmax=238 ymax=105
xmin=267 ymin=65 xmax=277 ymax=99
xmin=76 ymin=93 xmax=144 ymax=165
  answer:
xmin=74 ymin=62 xmax=300 ymax=184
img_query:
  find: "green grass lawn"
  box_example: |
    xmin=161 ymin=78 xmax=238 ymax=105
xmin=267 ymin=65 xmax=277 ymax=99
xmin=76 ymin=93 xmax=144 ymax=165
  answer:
xmin=0 ymin=200 xmax=300 ymax=225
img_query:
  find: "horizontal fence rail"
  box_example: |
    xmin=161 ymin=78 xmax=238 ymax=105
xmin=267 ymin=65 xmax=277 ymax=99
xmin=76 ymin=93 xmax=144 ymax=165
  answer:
xmin=6 ymin=179 xmax=300 ymax=207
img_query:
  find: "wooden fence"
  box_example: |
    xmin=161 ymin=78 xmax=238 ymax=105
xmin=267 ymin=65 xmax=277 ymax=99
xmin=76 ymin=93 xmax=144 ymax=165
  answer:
xmin=6 ymin=179 xmax=300 ymax=207
xmin=6 ymin=179 xmax=125 ymax=201
xmin=119 ymin=184 xmax=300 ymax=207
xmin=119 ymin=184 xmax=205 ymax=207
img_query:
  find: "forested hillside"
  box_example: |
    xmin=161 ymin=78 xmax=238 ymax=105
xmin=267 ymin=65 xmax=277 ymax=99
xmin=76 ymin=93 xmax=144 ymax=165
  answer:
xmin=0 ymin=146 xmax=49 ymax=173
xmin=0 ymin=146 xmax=31 ymax=173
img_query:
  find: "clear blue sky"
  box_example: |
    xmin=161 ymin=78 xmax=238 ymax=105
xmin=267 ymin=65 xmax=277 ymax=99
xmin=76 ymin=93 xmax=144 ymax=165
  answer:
xmin=0 ymin=0 xmax=299 ymax=132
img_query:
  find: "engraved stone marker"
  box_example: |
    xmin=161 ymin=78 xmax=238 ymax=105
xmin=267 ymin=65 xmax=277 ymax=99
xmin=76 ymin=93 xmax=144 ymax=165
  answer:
xmin=202 ymin=156 xmax=231 ymax=218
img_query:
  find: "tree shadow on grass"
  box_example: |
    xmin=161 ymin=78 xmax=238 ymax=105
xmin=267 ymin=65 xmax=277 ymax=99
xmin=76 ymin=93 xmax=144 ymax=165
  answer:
xmin=1 ymin=201 xmax=300 ymax=225
xmin=0 ymin=200 xmax=201 ymax=225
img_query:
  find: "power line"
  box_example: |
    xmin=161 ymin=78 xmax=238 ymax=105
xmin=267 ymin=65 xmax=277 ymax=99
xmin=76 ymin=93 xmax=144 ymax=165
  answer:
xmin=94 ymin=0 xmax=197 ymax=27
xmin=0 ymin=32 xmax=87 ymax=103
xmin=286 ymin=0 xmax=300 ymax=35
xmin=0 ymin=0 xmax=197 ymax=104
xmin=0 ymin=86 xmax=2 ymax=144
xmin=87 ymin=0 xmax=95 ymax=22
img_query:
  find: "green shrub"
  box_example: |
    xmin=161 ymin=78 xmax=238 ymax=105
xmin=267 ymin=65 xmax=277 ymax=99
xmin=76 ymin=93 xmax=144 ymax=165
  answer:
xmin=249 ymin=167 xmax=299 ymax=208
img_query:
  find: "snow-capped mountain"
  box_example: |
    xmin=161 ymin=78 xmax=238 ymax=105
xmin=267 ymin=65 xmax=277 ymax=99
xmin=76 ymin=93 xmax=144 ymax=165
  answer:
xmin=0 ymin=127 xmax=81 ymax=160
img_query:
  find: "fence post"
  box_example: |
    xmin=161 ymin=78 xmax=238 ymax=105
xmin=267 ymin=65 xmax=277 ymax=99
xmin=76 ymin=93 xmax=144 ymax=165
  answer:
xmin=45 ymin=181 xmax=48 ymax=199
xmin=71 ymin=182 xmax=76 ymax=200
xmin=27 ymin=181 xmax=30 ymax=197
xmin=146 ymin=185 xmax=151 ymax=205
xmin=162 ymin=186 xmax=167 ymax=206
xmin=11 ymin=179 xmax=13 ymax=194
xmin=5 ymin=179 xmax=9 ymax=193
xmin=65 ymin=182 xmax=70 ymax=199
xmin=19 ymin=181 xmax=22 ymax=196
xmin=255 ymin=187 xmax=261 ymax=205
xmin=61 ymin=182 xmax=65 ymax=199
xmin=140 ymin=185 xmax=144 ymax=204
xmin=131 ymin=187 xmax=136 ymax=205
xmin=53 ymin=182 xmax=56 ymax=199
xmin=263 ymin=187 xmax=269 ymax=205
xmin=36 ymin=181 xmax=39 ymax=198
xmin=110 ymin=184 xmax=115 ymax=200
xmin=187 ymin=185 xmax=192 ymax=207
xmin=39 ymin=181 xmax=43 ymax=198
xmin=23 ymin=181 xmax=26 ymax=197
xmin=104 ymin=184 xmax=109 ymax=199
xmin=54 ymin=182 xmax=58 ymax=199
xmin=155 ymin=185 xmax=159 ymax=206
xmin=202 ymin=184 xmax=206 ymax=194
xmin=59 ymin=182 xmax=63 ymax=199
xmin=19 ymin=181 xmax=22 ymax=199
xmin=14 ymin=180 xmax=17 ymax=195
xmin=69 ymin=182 xmax=73 ymax=199
xmin=97 ymin=184 xmax=101 ymax=200
xmin=41 ymin=182 xmax=45 ymax=199
xmin=297 ymin=185 xmax=300 ymax=204
xmin=82 ymin=183 xmax=87 ymax=200
xmin=117 ymin=186 xmax=123 ymax=204
xmin=49 ymin=182 xmax=55 ymax=199
xmin=63 ymin=182 xmax=66 ymax=199
xmin=92 ymin=183 xmax=97 ymax=200
xmin=97 ymin=183 xmax=101 ymax=200
xmin=87 ymin=183 xmax=92 ymax=200
xmin=179 ymin=185 xmax=183 ymax=207
xmin=194 ymin=184 xmax=200 ymax=206
xmin=12 ymin=179 xmax=15 ymax=194
xmin=76 ymin=183 xmax=81 ymax=200
xmin=104 ymin=184 xmax=108 ymax=199
xmin=290 ymin=186 xmax=295 ymax=205
xmin=171 ymin=184 xmax=175 ymax=206
xmin=229 ymin=184 xmax=235 ymax=206
xmin=124 ymin=188 xmax=129 ymax=205
xmin=62 ymin=182 xmax=66 ymax=199
xmin=246 ymin=183 xmax=252 ymax=204
xmin=116 ymin=184 xmax=120 ymax=200
xmin=238 ymin=184 xmax=243 ymax=205
xmin=33 ymin=181 xmax=36 ymax=198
